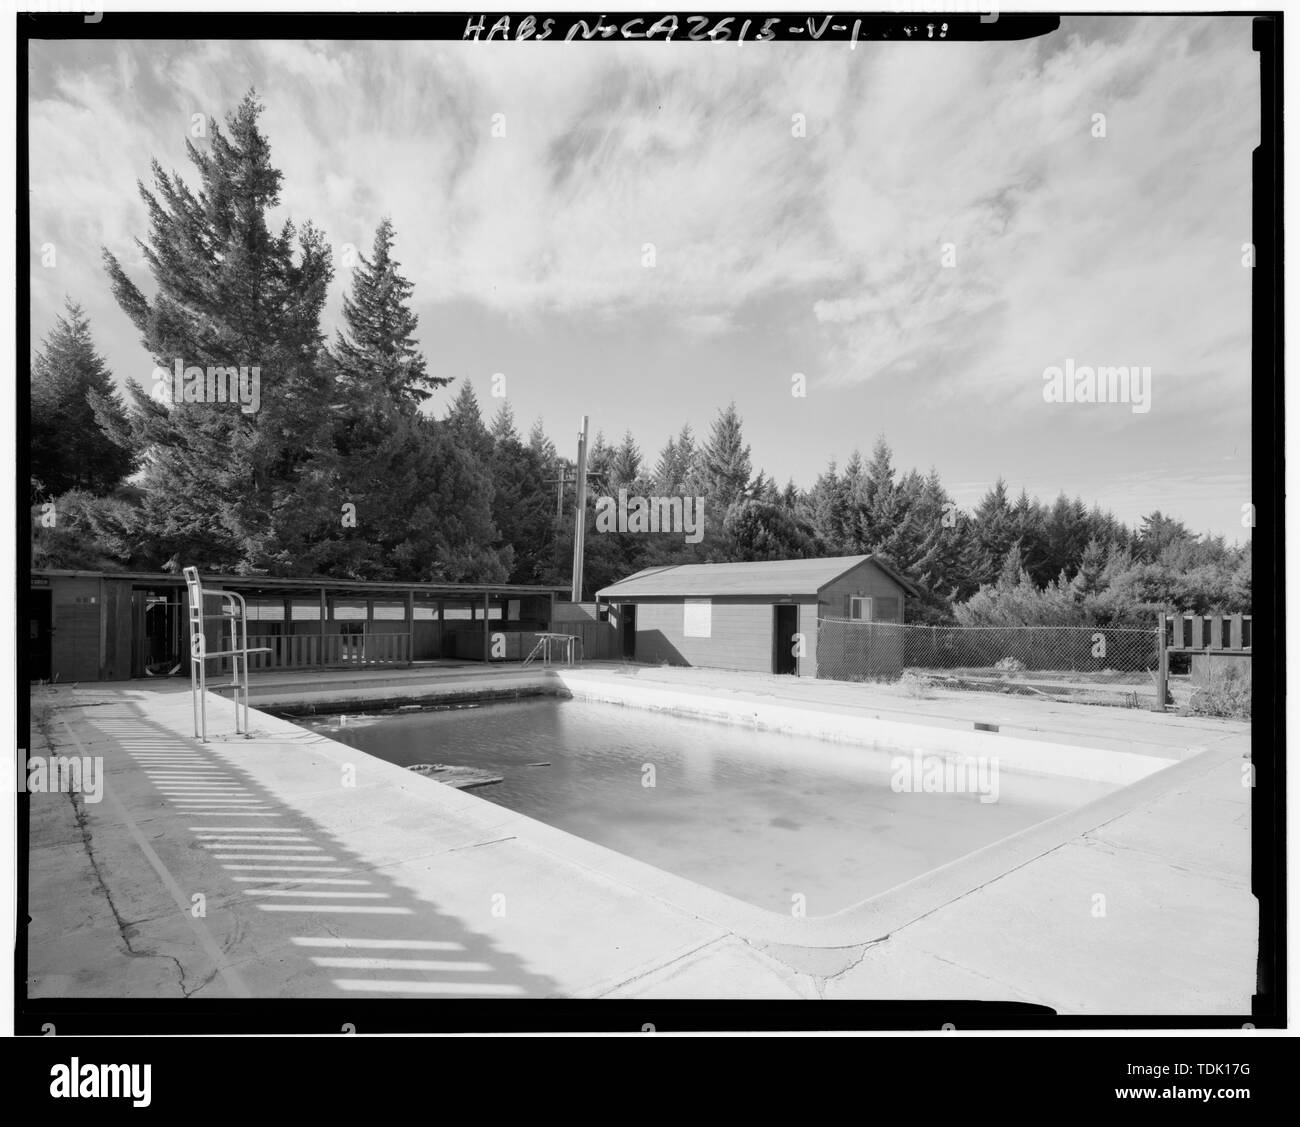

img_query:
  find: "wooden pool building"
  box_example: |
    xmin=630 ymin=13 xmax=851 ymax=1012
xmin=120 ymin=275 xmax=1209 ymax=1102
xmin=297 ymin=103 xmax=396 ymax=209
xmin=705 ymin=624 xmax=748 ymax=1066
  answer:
xmin=596 ymin=555 xmax=919 ymax=678
xmin=27 ymin=569 xmax=574 ymax=683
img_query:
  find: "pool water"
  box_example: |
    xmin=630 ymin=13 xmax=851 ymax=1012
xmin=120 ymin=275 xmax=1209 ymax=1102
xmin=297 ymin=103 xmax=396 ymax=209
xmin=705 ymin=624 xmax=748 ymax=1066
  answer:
xmin=303 ymin=697 xmax=1116 ymax=915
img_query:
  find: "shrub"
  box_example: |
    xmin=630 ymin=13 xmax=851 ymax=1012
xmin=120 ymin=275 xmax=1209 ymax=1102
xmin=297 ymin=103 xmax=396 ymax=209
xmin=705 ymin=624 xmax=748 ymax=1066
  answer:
xmin=898 ymin=669 xmax=932 ymax=699
xmin=1190 ymin=664 xmax=1252 ymax=719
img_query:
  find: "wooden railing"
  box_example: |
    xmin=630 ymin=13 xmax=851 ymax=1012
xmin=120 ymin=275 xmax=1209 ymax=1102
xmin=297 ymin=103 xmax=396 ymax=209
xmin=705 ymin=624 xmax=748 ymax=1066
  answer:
xmin=220 ymin=632 xmax=411 ymax=671
xmin=1163 ymin=613 xmax=1252 ymax=654
xmin=1153 ymin=613 xmax=1251 ymax=710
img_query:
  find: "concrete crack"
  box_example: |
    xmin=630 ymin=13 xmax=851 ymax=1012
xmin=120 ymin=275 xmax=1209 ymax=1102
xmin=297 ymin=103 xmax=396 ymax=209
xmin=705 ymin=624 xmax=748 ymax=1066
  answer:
xmin=65 ymin=786 xmax=190 ymax=998
xmin=811 ymin=935 xmax=891 ymax=992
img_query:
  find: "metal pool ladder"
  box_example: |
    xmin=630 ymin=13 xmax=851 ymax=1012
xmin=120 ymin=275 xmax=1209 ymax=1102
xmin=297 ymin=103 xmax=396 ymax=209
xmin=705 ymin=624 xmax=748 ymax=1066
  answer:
xmin=184 ymin=566 xmax=271 ymax=742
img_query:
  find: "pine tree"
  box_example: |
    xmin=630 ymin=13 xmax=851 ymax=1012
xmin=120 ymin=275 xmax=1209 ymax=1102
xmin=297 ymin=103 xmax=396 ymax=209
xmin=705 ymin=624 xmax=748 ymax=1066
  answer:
xmin=904 ymin=469 xmax=966 ymax=616
xmin=724 ymin=498 xmax=818 ymax=561
xmin=1070 ymin=537 xmax=1107 ymax=596
xmin=1039 ymin=493 xmax=1090 ymax=585
xmin=333 ymin=218 xmax=443 ymax=413
xmin=961 ymin=478 xmax=1016 ymax=590
xmin=586 ymin=430 xmax=614 ymax=484
xmin=700 ymin=402 xmax=752 ymax=511
xmin=490 ymin=400 xmax=518 ymax=442
xmin=444 ymin=381 xmax=493 ymax=463
xmin=527 ymin=417 xmax=556 ymax=465
xmin=997 ymin=540 xmax=1026 ymax=588
xmin=610 ymin=430 xmax=642 ymax=490
xmin=1009 ymin=489 xmax=1048 ymax=583
xmin=280 ymin=409 xmax=507 ymax=582
xmin=30 ymin=299 xmax=134 ymax=497
xmin=1137 ymin=511 xmax=1192 ymax=562
xmin=652 ymin=435 xmax=677 ymax=492
xmin=489 ymin=416 xmax=551 ymax=583
xmin=806 ymin=460 xmax=847 ymax=553
xmin=297 ymin=227 xmax=505 ymax=581
xmin=101 ymin=89 xmax=334 ymax=570
xmin=674 ymin=425 xmax=699 ymax=492
xmin=653 ymin=424 xmax=697 ymax=494
xmin=860 ymin=438 xmax=902 ymax=548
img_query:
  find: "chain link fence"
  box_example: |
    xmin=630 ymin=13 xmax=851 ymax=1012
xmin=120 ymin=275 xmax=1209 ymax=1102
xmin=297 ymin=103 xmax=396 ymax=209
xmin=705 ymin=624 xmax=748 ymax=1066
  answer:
xmin=817 ymin=618 xmax=1166 ymax=707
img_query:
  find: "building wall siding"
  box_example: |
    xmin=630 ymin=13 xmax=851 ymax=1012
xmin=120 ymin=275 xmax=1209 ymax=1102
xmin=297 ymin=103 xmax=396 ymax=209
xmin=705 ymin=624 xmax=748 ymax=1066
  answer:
xmin=816 ymin=559 xmax=907 ymax=622
xmin=51 ymin=577 xmax=102 ymax=683
xmin=102 ymin=579 xmax=134 ymax=682
xmin=816 ymin=559 xmax=907 ymax=679
xmin=798 ymin=602 xmax=819 ymax=678
xmin=632 ymin=596 xmax=817 ymax=675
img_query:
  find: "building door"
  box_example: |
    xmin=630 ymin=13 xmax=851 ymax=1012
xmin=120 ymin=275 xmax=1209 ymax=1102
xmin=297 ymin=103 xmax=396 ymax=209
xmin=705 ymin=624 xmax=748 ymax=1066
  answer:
xmin=621 ymin=604 xmax=637 ymax=659
xmin=773 ymin=604 xmax=799 ymax=675
xmin=134 ymin=589 xmax=185 ymax=677
xmin=29 ymin=589 xmax=52 ymax=681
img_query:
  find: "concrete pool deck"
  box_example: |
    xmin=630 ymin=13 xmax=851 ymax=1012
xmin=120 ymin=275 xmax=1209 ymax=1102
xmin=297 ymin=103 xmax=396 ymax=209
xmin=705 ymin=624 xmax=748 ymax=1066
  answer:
xmin=26 ymin=667 xmax=1254 ymax=1012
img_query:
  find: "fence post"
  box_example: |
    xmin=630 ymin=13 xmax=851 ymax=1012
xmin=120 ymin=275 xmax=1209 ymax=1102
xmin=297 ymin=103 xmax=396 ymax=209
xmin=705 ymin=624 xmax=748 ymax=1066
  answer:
xmin=1153 ymin=614 xmax=1169 ymax=711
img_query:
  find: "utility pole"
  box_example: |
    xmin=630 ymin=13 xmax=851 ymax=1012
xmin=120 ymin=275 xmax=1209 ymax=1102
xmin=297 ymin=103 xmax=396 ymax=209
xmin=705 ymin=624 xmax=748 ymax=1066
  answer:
xmin=571 ymin=415 xmax=589 ymax=602
xmin=545 ymin=466 xmax=570 ymax=522
xmin=546 ymin=465 xmax=607 ymax=521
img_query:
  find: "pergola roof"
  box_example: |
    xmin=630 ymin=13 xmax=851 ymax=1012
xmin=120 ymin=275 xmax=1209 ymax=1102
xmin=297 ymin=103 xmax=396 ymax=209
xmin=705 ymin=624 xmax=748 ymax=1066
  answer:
xmin=31 ymin=569 xmax=566 ymax=599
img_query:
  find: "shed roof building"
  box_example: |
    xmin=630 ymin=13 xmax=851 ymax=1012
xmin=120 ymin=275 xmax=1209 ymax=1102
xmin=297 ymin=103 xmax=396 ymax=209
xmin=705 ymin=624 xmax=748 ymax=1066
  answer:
xmin=597 ymin=555 xmax=918 ymax=679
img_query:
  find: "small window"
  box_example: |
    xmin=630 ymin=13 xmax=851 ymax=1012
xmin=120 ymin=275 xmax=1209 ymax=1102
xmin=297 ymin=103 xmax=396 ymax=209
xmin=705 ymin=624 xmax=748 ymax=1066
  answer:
xmin=683 ymin=598 xmax=712 ymax=638
xmin=849 ymin=596 xmax=872 ymax=621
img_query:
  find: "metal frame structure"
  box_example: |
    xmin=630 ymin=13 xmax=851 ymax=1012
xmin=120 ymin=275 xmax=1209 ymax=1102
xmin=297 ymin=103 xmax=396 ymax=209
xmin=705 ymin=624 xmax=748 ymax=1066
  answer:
xmin=521 ymin=631 xmax=580 ymax=667
xmin=184 ymin=567 xmax=271 ymax=741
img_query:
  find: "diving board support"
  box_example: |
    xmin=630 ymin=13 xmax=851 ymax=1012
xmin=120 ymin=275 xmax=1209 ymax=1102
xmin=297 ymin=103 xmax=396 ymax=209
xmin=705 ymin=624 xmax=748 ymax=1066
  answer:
xmin=184 ymin=566 xmax=271 ymax=742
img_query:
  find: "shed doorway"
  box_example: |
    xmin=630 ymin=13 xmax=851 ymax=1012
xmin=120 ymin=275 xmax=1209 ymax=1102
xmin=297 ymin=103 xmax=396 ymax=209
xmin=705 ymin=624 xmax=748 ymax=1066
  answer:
xmin=773 ymin=604 xmax=799 ymax=675
xmin=29 ymin=589 xmax=51 ymax=681
xmin=621 ymin=604 xmax=637 ymax=659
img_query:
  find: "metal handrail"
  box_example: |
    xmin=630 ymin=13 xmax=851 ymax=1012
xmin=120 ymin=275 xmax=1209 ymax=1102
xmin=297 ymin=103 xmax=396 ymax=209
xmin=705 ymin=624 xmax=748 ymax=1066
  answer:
xmin=184 ymin=567 xmax=271 ymax=741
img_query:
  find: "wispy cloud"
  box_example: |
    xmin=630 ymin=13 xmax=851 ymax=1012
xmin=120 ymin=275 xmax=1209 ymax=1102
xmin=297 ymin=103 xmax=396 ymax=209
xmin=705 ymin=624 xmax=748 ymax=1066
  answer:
xmin=26 ymin=19 xmax=1257 ymax=536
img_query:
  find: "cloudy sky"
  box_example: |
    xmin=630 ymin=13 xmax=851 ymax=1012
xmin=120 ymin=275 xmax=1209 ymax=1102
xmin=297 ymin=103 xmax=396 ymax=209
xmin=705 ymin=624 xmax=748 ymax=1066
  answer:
xmin=28 ymin=16 xmax=1256 ymax=538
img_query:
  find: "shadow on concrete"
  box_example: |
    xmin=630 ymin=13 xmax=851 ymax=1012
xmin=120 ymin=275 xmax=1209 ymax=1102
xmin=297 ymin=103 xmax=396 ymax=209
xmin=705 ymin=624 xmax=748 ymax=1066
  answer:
xmin=45 ymin=692 xmax=563 ymax=1001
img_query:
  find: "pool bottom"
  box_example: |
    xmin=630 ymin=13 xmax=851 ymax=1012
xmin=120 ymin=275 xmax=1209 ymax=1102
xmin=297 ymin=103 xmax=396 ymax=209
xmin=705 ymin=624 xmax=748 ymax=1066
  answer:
xmin=299 ymin=696 xmax=1118 ymax=916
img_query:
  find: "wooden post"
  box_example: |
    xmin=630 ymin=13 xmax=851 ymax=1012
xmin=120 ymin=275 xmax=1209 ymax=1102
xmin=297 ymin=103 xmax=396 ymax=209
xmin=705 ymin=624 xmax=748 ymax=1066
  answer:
xmin=1153 ymin=613 xmax=1169 ymax=711
xmin=319 ymin=588 xmax=327 ymax=667
xmin=405 ymin=590 xmax=415 ymax=665
xmin=571 ymin=415 xmax=589 ymax=602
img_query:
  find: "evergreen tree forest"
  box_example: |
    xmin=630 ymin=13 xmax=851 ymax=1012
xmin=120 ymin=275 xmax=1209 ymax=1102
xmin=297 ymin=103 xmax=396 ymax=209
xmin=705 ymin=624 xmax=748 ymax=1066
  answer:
xmin=30 ymin=92 xmax=1251 ymax=628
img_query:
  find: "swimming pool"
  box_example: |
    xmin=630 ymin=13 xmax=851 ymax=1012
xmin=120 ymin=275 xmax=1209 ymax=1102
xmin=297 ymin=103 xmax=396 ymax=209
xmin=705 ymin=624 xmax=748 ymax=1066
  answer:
xmin=299 ymin=697 xmax=1117 ymax=916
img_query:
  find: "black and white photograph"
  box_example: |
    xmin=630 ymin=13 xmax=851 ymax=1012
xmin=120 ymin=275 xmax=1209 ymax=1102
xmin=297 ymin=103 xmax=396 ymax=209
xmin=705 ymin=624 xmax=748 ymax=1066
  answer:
xmin=8 ymin=1 xmax=1285 ymax=1088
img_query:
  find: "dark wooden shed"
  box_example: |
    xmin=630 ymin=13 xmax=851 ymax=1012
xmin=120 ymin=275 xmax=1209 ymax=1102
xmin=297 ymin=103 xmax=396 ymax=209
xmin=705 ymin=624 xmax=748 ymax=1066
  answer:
xmin=28 ymin=569 xmax=567 ymax=683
